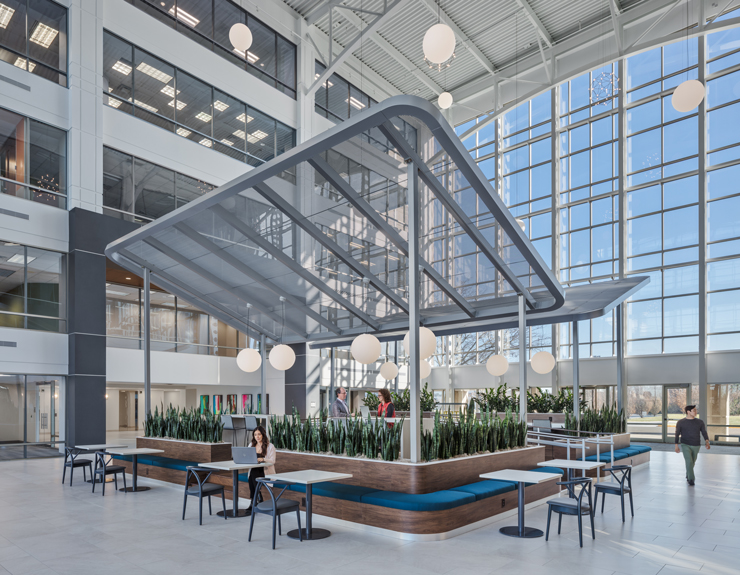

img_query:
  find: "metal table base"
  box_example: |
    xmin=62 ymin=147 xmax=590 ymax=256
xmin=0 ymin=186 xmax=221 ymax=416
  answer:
xmin=499 ymin=482 xmax=544 ymax=538
xmin=216 ymin=470 xmax=251 ymax=518
xmin=287 ymin=484 xmax=330 ymax=540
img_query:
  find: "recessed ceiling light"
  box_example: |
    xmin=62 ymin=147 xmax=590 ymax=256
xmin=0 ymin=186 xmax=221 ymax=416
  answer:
xmin=161 ymin=85 xmax=179 ymax=97
xmin=213 ymin=100 xmax=229 ymax=112
xmin=0 ymin=4 xmax=15 ymax=29
xmin=247 ymin=130 xmax=268 ymax=143
xmin=314 ymin=73 xmax=333 ymax=88
xmin=176 ymin=127 xmax=192 ymax=137
xmin=8 ymin=254 xmax=33 ymax=264
xmin=125 ymin=277 xmax=132 ymax=280
xmin=107 ymin=97 xmax=122 ymax=108
xmin=232 ymin=129 xmax=245 ymax=139
xmin=168 ymin=99 xmax=186 ymax=110
xmin=232 ymin=48 xmax=259 ymax=63
xmin=134 ymin=99 xmax=158 ymax=113
xmin=347 ymin=96 xmax=365 ymax=110
xmin=136 ymin=62 xmax=173 ymax=83
xmin=14 ymin=57 xmax=35 ymax=72
xmin=112 ymin=60 xmax=132 ymax=75
xmin=199 ymin=138 xmax=212 ymax=147
xmin=168 ymin=6 xmax=200 ymax=27
xmin=195 ymin=111 xmax=212 ymax=122
xmin=220 ymin=139 xmax=234 ymax=146
xmin=236 ymin=113 xmax=253 ymax=123
xmin=29 ymin=22 xmax=58 ymax=48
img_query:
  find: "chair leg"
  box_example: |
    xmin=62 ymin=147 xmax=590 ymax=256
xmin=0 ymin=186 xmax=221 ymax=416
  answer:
xmin=545 ymin=508 xmax=552 ymax=541
xmin=199 ymin=496 xmax=203 ymax=526
xmin=221 ymin=490 xmax=227 ymax=520
xmin=248 ymin=509 xmax=256 ymax=542
xmin=82 ymin=466 xmax=87 ymax=483
xmin=70 ymin=465 xmax=74 ymax=487
xmin=208 ymin=495 xmax=212 ymax=515
xmin=92 ymin=472 xmax=96 ymax=494
xmin=62 ymin=460 xmax=67 ymax=484
xmin=601 ymin=491 xmax=606 ymax=513
xmin=577 ymin=513 xmax=583 ymax=548
xmin=278 ymin=514 xmax=282 ymax=536
xmin=558 ymin=513 xmax=562 ymax=535
xmin=122 ymin=471 xmax=127 ymax=493
xmin=590 ymin=510 xmax=595 ymax=540
xmin=114 ymin=474 xmax=118 ymax=491
xmin=183 ymin=492 xmax=188 ymax=520
xmin=272 ymin=514 xmax=277 ymax=550
xmin=620 ymin=492 xmax=625 ymax=523
xmin=102 ymin=473 xmax=106 ymax=496
xmin=593 ymin=491 xmax=598 ymax=513
xmin=296 ymin=509 xmax=302 ymax=541
xmin=628 ymin=490 xmax=634 ymax=517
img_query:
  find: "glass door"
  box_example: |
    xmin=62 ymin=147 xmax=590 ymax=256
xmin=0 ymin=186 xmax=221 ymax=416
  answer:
xmin=663 ymin=384 xmax=690 ymax=443
xmin=627 ymin=385 xmax=664 ymax=441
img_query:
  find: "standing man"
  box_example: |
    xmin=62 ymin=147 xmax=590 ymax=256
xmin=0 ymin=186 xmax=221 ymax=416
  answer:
xmin=329 ymin=387 xmax=350 ymax=418
xmin=674 ymin=405 xmax=710 ymax=486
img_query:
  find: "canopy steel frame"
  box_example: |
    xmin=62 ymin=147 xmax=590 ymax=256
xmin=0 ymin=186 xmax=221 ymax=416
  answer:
xmin=308 ymin=155 xmax=476 ymax=318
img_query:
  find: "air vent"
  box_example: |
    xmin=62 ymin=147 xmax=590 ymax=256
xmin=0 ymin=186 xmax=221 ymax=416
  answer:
xmin=0 ymin=341 xmax=18 ymax=347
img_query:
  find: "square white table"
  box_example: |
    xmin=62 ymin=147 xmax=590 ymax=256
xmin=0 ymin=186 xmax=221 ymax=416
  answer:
xmin=480 ymin=469 xmax=562 ymax=539
xmin=538 ymin=459 xmax=604 ymax=481
xmin=198 ymin=461 xmax=271 ymax=518
xmin=265 ymin=470 xmax=353 ymax=540
xmin=105 ymin=448 xmax=164 ymax=492
xmin=74 ymin=445 xmax=128 ymax=484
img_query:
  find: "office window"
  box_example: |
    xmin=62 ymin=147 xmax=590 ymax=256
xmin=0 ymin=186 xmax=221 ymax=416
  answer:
xmin=0 ymin=105 xmax=66 ymax=208
xmin=103 ymin=31 xmax=295 ymax=172
xmin=0 ymin=0 xmax=67 ymax=86
xmin=127 ymin=0 xmax=297 ymax=98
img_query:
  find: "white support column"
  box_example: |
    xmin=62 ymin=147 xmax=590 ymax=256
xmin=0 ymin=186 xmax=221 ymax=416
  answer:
xmin=143 ymin=268 xmax=151 ymax=417
xmin=698 ymin=29 xmax=708 ymax=422
xmin=573 ymin=320 xmax=580 ymax=425
xmin=616 ymin=304 xmax=625 ymax=415
xmin=261 ymin=334 xmax=267 ymax=413
xmin=408 ymin=161 xmax=421 ymax=462
xmin=518 ymin=294 xmax=527 ymax=422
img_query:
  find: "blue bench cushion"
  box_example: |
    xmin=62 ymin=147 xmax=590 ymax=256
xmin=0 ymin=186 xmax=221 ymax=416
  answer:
xmin=450 ymin=480 xmax=517 ymax=501
xmin=281 ymin=482 xmax=375 ymax=503
xmin=360 ymin=489 xmax=476 ymax=511
xmin=631 ymin=444 xmax=652 ymax=455
xmin=585 ymin=444 xmax=652 ymax=462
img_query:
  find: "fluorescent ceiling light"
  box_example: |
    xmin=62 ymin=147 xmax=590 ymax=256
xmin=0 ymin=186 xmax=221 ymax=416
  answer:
xmin=236 ymin=113 xmax=253 ymax=123
xmin=134 ymin=99 xmax=158 ymax=113
xmin=160 ymin=85 xmax=179 ymax=97
xmin=220 ymin=139 xmax=234 ymax=146
xmin=7 ymin=254 xmax=31 ymax=264
xmin=107 ymin=97 xmax=122 ymax=109
xmin=14 ymin=57 xmax=35 ymax=72
xmin=168 ymin=6 xmax=200 ymax=27
xmin=176 ymin=127 xmax=192 ymax=137
xmin=232 ymin=48 xmax=259 ymax=64
xmin=195 ymin=111 xmax=212 ymax=122
xmin=29 ymin=22 xmax=58 ymax=48
xmin=106 ymin=289 xmax=128 ymax=297
xmin=388 ymin=254 xmax=399 ymax=261
xmin=314 ymin=73 xmax=333 ymax=88
xmin=247 ymin=130 xmax=268 ymax=143
xmin=232 ymin=129 xmax=245 ymax=139
xmin=112 ymin=60 xmax=132 ymax=75
xmin=136 ymin=62 xmax=173 ymax=83
xmin=199 ymin=138 xmax=212 ymax=148
xmin=347 ymin=96 xmax=365 ymax=110
xmin=0 ymin=4 xmax=15 ymax=29
xmin=168 ymin=99 xmax=186 ymax=110
xmin=349 ymin=242 xmax=364 ymax=249
xmin=213 ymin=100 xmax=229 ymax=112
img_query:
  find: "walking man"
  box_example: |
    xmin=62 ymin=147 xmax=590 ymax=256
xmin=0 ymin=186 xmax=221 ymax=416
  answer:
xmin=674 ymin=405 xmax=710 ymax=486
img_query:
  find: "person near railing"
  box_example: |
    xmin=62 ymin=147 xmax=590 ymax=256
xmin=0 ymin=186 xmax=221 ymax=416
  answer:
xmin=329 ymin=387 xmax=350 ymax=418
xmin=674 ymin=405 xmax=710 ymax=486
xmin=377 ymin=388 xmax=395 ymax=428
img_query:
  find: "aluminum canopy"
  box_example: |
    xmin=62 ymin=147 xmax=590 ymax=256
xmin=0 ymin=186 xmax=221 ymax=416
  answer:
xmin=105 ymin=95 xmax=644 ymax=345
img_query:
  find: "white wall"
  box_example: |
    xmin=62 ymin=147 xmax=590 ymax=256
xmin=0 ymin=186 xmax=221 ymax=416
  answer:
xmin=0 ymin=330 xmax=68 ymax=375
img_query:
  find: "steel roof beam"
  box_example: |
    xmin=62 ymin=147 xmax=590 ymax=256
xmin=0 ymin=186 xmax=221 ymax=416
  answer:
xmin=308 ymin=155 xmax=476 ymax=318
xmin=173 ymin=223 xmax=342 ymax=335
xmin=305 ymin=0 xmax=342 ymax=25
xmin=210 ymin=204 xmax=380 ymax=331
xmin=252 ymin=181 xmax=410 ymax=315
xmin=378 ymin=121 xmax=537 ymax=309
xmin=143 ymin=237 xmax=307 ymax=340
xmin=514 ymin=0 xmax=553 ymax=48
xmin=609 ymin=0 xmax=624 ymax=55
xmin=118 ymin=249 xmax=278 ymax=342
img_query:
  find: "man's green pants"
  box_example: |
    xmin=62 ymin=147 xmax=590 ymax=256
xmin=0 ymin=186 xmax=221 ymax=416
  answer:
xmin=681 ymin=444 xmax=701 ymax=481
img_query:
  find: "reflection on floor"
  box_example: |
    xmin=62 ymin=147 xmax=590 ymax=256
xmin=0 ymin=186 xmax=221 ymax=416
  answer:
xmin=0 ymin=450 xmax=738 ymax=574
xmin=0 ymin=444 xmax=61 ymax=461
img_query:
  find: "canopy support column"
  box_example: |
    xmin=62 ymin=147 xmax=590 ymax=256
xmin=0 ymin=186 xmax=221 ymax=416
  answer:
xmin=518 ymin=294 xmax=527 ymax=422
xmin=329 ymin=347 xmax=335 ymax=408
xmin=143 ymin=268 xmax=151 ymax=419
xmin=408 ymin=162 xmax=421 ymax=463
xmin=573 ymin=320 xmax=580 ymax=425
xmin=616 ymin=304 xmax=626 ymax=416
xmin=261 ymin=334 xmax=267 ymax=414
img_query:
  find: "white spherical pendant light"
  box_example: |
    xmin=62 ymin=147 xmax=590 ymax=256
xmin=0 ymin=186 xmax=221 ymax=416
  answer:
xmin=403 ymin=327 xmax=437 ymax=360
xmin=269 ymin=344 xmax=295 ymax=371
xmin=423 ymin=23 xmax=455 ymax=64
xmin=486 ymin=354 xmax=509 ymax=377
xmin=672 ymin=79 xmax=705 ymax=113
xmin=351 ymin=333 xmax=381 ymax=365
xmin=419 ymin=359 xmax=432 ymax=379
xmin=229 ymin=23 xmax=253 ymax=53
xmin=531 ymin=351 xmax=556 ymax=375
xmin=236 ymin=348 xmax=262 ymax=373
xmin=379 ymin=362 xmax=399 ymax=381
xmin=438 ymin=91 xmax=453 ymax=109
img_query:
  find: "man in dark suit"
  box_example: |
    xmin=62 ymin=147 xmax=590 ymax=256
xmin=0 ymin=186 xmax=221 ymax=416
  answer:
xmin=329 ymin=387 xmax=350 ymax=418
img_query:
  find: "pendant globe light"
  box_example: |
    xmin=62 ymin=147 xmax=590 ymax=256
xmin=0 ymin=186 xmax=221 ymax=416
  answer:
xmin=486 ymin=354 xmax=509 ymax=377
xmin=379 ymin=362 xmax=399 ymax=381
xmin=438 ymin=91 xmax=453 ymax=109
xmin=531 ymin=351 xmax=556 ymax=375
xmin=229 ymin=23 xmax=253 ymax=52
xmin=403 ymin=327 xmax=437 ymax=360
xmin=237 ymin=304 xmax=262 ymax=373
xmin=672 ymin=1 xmax=704 ymax=112
xmin=268 ymin=297 xmax=295 ymax=371
xmin=351 ymin=333 xmax=382 ymax=365
xmin=419 ymin=359 xmax=432 ymax=379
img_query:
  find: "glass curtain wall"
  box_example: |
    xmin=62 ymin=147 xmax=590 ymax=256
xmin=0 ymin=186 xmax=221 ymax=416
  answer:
xmin=105 ymin=283 xmax=255 ymax=357
xmin=0 ymin=0 xmax=67 ymax=86
xmin=125 ymin=0 xmax=297 ymax=98
xmin=0 ymin=105 xmax=67 ymax=208
xmin=102 ymin=31 xmax=296 ymax=178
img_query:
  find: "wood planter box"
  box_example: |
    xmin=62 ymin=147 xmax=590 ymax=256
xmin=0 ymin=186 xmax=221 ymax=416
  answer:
xmin=275 ymin=445 xmax=548 ymax=494
xmin=135 ymin=437 xmax=231 ymax=462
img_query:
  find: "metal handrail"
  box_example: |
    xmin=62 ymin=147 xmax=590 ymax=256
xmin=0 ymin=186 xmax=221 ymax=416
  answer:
xmin=106 ymin=334 xmax=243 ymax=352
xmin=0 ymin=175 xmax=66 ymax=198
xmin=527 ymin=429 xmax=616 ymax=477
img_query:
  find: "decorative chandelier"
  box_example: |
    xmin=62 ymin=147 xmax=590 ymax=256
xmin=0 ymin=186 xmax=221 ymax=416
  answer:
xmin=589 ymin=70 xmax=619 ymax=106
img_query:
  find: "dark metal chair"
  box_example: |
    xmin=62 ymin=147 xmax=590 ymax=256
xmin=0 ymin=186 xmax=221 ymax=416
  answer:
xmin=546 ymin=478 xmax=594 ymax=548
xmin=593 ymin=465 xmax=633 ymax=522
xmin=244 ymin=416 xmax=258 ymax=445
xmin=91 ymin=452 xmax=127 ymax=496
xmin=182 ymin=467 xmax=227 ymax=525
xmin=233 ymin=417 xmax=248 ymax=446
xmin=248 ymin=478 xmax=302 ymax=549
xmin=62 ymin=447 xmax=93 ymax=486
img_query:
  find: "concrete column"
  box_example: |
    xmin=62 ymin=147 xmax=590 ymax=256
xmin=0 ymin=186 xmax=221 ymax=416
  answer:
xmin=518 ymin=294 xmax=527 ymax=422
xmin=408 ymin=162 xmax=421 ymax=462
xmin=573 ymin=321 xmax=580 ymax=424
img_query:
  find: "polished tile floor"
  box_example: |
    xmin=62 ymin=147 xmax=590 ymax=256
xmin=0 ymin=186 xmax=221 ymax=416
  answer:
xmin=0 ymin=450 xmax=737 ymax=575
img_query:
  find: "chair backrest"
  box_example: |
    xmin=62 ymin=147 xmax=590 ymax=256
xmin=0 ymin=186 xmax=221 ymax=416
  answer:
xmin=94 ymin=451 xmax=110 ymax=469
xmin=221 ymin=415 xmax=234 ymax=430
xmin=532 ymin=419 xmax=552 ymax=430
xmin=606 ymin=464 xmax=632 ymax=488
xmin=557 ymin=478 xmax=592 ymax=511
xmin=254 ymin=478 xmax=289 ymax=509
xmin=232 ymin=417 xmax=247 ymax=430
xmin=244 ymin=416 xmax=258 ymax=431
xmin=185 ymin=467 xmax=213 ymax=490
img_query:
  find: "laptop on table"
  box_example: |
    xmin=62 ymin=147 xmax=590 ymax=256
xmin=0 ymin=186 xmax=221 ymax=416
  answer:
xmin=232 ymin=446 xmax=258 ymax=464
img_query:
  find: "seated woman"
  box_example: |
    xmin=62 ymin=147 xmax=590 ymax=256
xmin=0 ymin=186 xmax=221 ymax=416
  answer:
xmin=248 ymin=425 xmax=276 ymax=503
xmin=377 ymin=388 xmax=395 ymax=422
